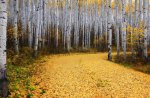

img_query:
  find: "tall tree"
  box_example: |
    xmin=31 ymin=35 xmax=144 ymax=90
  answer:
xmin=115 ymin=0 xmax=120 ymax=57
xmin=138 ymin=0 xmax=143 ymax=57
xmin=122 ymin=0 xmax=127 ymax=59
xmin=13 ymin=0 xmax=19 ymax=54
xmin=74 ymin=0 xmax=79 ymax=48
xmin=143 ymin=0 xmax=148 ymax=60
xmin=104 ymin=0 xmax=108 ymax=44
xmin=55 ymin=0 xmax=59 ymax=48
xmin=0 ymin=0 xmax=8 ymax=96
xmin=27 ymin=0 xmax=32 ymax=48
xmin=65 ymin=0 xmax=70 ymax=51
xmin=128 ymin=0 xmax=134 ymax=56
xmin=108 ymin=0 xmax=113 ymax=60
xmin=34 ymin=0 xmax=40 ymax=56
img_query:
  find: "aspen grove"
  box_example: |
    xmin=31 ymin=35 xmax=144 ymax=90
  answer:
xmin=6 ymin=0 xmax=150 ymax=59
xmin=1 ymin=0 xmax=150 ymax=97
xmin=6 ymin=0 xmax=150 ymax=60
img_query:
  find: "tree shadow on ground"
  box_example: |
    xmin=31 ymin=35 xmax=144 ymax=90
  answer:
xmin=113 ymin=54 xmax=150 ymax=75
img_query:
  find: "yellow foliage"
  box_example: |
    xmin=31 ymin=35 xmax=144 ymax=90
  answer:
xmin=112 ymin=1 xmax=115 ymax=9
xmin=124 ymin=21 xmax=145 ymax=48
xmin=126 ymin=5 xmax=129 ymax=13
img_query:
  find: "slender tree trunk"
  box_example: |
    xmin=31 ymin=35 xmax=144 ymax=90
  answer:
xmin=42 ymin=0 xmax=46 ymax=48
xmin=94 ymin=2 xmax=98 ymax=48
xmin=99 ymin=1 xmax=103 ymax=49
xmin=82 ymin=3 xmax=85 ymax=49
xmin=34 ymin=1 xmax=40 ymax=57
xmin=55 ymin=0 xmax=59 ymax=48
xmin=115 ymin=0 xmax=120 ymax=57
xmin=74 ymin=0 xmax=79 ymax=48
xmin=122 ymin=0 xmax=127 ymax=59
xmin=105 ymin=0 xmax=108 ymax=46
xmin=143 ymin=0 xmax=148 ymax=60
xmin=27 ymin=0 xmax=32 ymax=48
xmin=65 ymin=0 xmax=70 ymax=51
xmin=138 ymin=0 xmax=143 ymax=57
xmin=0 ymin=0 xmax=8 ymax=97
xmin=13 ymin=0 xmax=19 ymax=54
xmin=108 ymin=0 xmax=112 ymax=60
xmin=128 ymin=0 xmax=134 ymax=56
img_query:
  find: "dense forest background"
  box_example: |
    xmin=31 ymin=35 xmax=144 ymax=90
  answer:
xmin=6 ymin=0 xmax=150 ymax=60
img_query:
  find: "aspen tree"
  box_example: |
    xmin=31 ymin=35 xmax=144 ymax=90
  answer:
xmin=115 ymin=0 xmax=120 ymax=57
xmin=143 ymin=0 xmax=148 ymax=60
xmin=34 ymin=0 xmax=40 ymax=56
xmin=122 ymin=0 xmax=127 ymax=59
xmin=13 ymin=0 xmax=19 ymax=54
xmin=27 ymin=0 xmax=32 ymax=48
xmin=0 ymin=0 xmax=8 ymax=96
xmin=108 ymin=0 xmax=113 ymax=60
xmin=55 ymin=0 xmax=59 ymax=48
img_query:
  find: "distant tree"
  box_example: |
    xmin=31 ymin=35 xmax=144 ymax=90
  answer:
xmin=34 ymin=0 xmax=40 ymax=56
xmin=122 ymin=0 xmax=127 ymax=59
xmin=143 ymin=0 xmax=148 ymax=60
xmin=108 ymin=0 xmax=113 ymax=60
xmin=13 ymin=0 xmax=19 ymax=54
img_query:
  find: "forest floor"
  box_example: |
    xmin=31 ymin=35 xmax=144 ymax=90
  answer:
xmin=9 ymin=53 xmax=150 ymax=98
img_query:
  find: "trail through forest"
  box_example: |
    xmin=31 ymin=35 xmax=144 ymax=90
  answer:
xmin=29 ymin=53 xmax=150 ymax=98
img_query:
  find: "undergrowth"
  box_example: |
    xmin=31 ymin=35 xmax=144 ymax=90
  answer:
xmin=114 ymin=53 xmax=150 ymax=74
xmin=7 ymin=47 xmax=40 ymax=98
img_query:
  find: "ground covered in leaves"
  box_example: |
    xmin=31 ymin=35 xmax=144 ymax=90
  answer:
xmin=8 ymin=53 xmax=150 ymax=98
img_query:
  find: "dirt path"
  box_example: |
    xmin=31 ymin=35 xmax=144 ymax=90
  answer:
xmin=31 ymin=53 xmax=150 ymax=98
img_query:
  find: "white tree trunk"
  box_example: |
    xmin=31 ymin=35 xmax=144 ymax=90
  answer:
xmin=0 ymin=0 xmax=8 ymax=96
xmin=55 ymin=0 xmax=59 ymax=48
xmin=105 ymin=0 xmax=108 ymax=44
xmin=65 ymin=0 xmax=70 ymax=51
xmin=27 ymin=0 xmax=32 ymax=48
xmin=13 ymin=0 xmax=19 ymax=54
xmin=34 ymin=0 xmax=40 ymax=56
xmin=108 ymin=0 xmax=112 ymax=60
xmin=122 ymin=0 xmax=127 ymax=59
xmin=143 ymin=0 xmax=148 ymax=60
xmin=115 ymin=0 xmax=120 ymax=57
xmin=74 ymin=0 xmax=79 ymax=48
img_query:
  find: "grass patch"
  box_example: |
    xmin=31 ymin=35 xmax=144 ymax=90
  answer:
xmin=7 ymin=47 xmax=42 ymax=97
xmin=96 ymin=79 xmax=110 ymax=88
xmin=40 ymin=89 xmax=46 ymax=94
xmin=26 ymin=93 xmax=33 ymax=98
